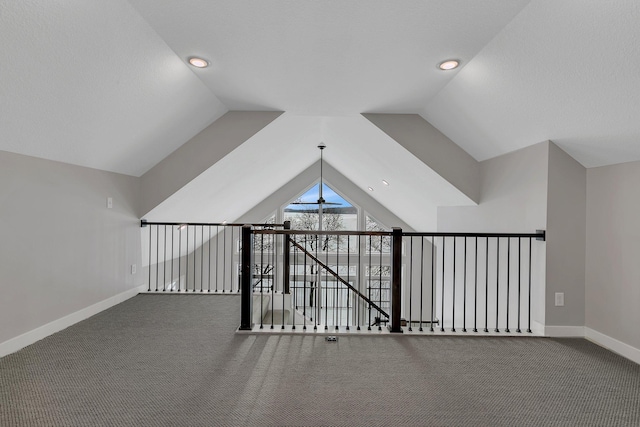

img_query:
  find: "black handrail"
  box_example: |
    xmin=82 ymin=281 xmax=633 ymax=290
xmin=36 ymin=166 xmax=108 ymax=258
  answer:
xmin=141 ymin=220 xmax=285 ymax=228
xmin=403 ymin=231 xmax=545 ymax=240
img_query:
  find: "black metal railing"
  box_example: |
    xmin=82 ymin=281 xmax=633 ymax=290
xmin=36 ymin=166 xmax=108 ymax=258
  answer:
xmin=141 ymin=221 xmax=283 ymax=293
xmin=402 ymin=232 xmax=545 ymax=333
xmin=241 ymin=226 xmax=404 ymax=332
xmin=240 ymin=226 xmax=545 ymax=334
xmin=288 ymin=234 xmax=391 ymax=330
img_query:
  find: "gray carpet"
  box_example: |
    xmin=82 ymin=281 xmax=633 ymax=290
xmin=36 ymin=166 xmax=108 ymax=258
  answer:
xmin=1 ymin=295 xmax=639 ymax=426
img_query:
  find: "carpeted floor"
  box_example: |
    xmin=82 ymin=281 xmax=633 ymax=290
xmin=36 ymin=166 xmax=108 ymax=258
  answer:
xmin=1 ymin=295 xmax=639 ymax=426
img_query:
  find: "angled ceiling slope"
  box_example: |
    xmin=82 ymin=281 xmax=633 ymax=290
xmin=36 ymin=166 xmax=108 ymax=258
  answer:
xmin=144 ymin=112 xmax=477 ymax=231
xmin=140 ymin=111 xmax=284 ymax=217
xmin=0 ymin=0 xmax=227 ymax=176
xmin=422 ymin=0 xmax=640 ymax=168
xmin=128 ymin=0 xmax=530 ymax=114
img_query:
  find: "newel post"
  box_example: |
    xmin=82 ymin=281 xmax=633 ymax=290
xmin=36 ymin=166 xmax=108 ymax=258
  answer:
xmin=390 ymin=227 xmax=403 ymax=333
xmin=239 ymin=225 xmax=254 ymax=330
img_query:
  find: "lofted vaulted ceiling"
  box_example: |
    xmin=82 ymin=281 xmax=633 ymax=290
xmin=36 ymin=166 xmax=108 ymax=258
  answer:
xmin=2 ymin=1 xmax=639 ymax=223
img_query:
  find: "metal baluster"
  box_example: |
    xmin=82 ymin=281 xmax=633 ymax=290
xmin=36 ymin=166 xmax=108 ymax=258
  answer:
xmin=270 ymin=232 xmax=275 ymax=329
xmin=527 ymin=238 xmax=532 ymax=333
xmin=186 ymin=225 xmax=190 ymax=291
xmin=315 ymin=234 xmax=319 ymax=330
xmin=215 ymin=225 xmax=219 ymax=292
xmin=222 ymin=226 xmax=227 ymax=292
xmin=163 ymin=225 xmax=167 ymax=292
xmin=277 ymin=232 xmax=284 ymax=329
xmin=463 ymin=237 xmax=467 ymax=333
xmin=259 ymin=232 xmax=264 ymax=329
xmin=200 ymin=226 xmax=204 ymax=292
xmin=495 ymin=238 xmax=500 ymax=332
xmin=473 ymin=237 xmax=478 ymax=332
xmin=484 ymin=237 xmax=489 ymax=333
xmin=408 ymin=236 xmax=413 ymax=332
xmin=378 ymin=235 xmax=383 ymax=331
xmin=441 ymin=236 xmax=445 ymax=332
xmin=148 ymin=225 xmax=152 ymax=292
xmin=505 ymin=238 xmax=511 ymax=332
xmin=357 ymin=235 xmax=362 ymax=331
xmin=335 ymin=234 xmax=339 ymax=330
xmin=346 ymin=234 xmax=351 ymax=331
xmin=292 ymin=237 xmax=297 ymax=330
xmin=325 ymin=236 xmax=329 ymax=331
xmin=178 ymin=226 xmax=182 ymax=292
xmin=171 ymin=225 xmax=174 ymax=292
xmin=192 ymin=226 xmax=196 ymax=292
xmin=156 ymin=225 xmax=160 ymax=292
xmin=517 ymin=237 xmax=522 ymax=333
xmin=368 ymin=235 xmax=372 ymax=331
xmin=427 ymin=236 xmax=431 ymax=332
xmin=452 ymin=236 xmax=456 ymax=332
xmin=232 ymin=227 xmax=237 ymax=292
xmin=208 ymin=226 xmax=211 ymax=292
xmin=303 ymin=235 xmax=307 ymax=330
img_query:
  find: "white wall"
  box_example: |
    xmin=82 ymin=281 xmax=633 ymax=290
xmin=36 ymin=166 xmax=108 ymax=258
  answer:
xmin=586 ymin=161 xmax=640 ymax=351
xmin=0 ymin=150 xmax=142 ymax=349
xmin=437 ymin=142 xmax=549 ymax=330
xmin=545 ymin=143 xmax=586 ymax=328
xmin=438 ymin=142 xmax=548 ymax=232
xmin=363 ymin=113 xmax=481 ymax=204
xmin=139 ymin=111 xmax=282 ymax=217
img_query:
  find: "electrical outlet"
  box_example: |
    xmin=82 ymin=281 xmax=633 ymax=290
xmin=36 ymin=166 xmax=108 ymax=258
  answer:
xmin=131 ymin=264 xmax=136 ymax=275
xmin=555 ymin=292 xmax=564 ymax=307
xmin=107 ymin=197 xmax=113 ymax=209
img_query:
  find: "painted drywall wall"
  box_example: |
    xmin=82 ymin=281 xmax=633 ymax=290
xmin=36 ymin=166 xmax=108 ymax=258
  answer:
xmin=437 ymin=142 xmax=548 ymax=233
xmin=235 ymin=160 xmax=417 ymax=231
xmin=0 ymin=150 xmax=142 ymax=345
xmin=545 ymin=143 xmax=586 ymax=327
xmin=586 ymin=161 xmax=640 ymax=350
xmin=363 ymin=113 xmax=481 ymax=204
xmin=437 ymin=142 xmax=549 ymax=330
xmin=139 ymin=111 xmax=283 ymax=217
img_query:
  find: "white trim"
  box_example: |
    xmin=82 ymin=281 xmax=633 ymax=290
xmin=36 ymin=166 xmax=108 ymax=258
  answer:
xmin=585 ymin=327 xmax=640 ymax=365
xmin=0 ymin=285 xmax=146 ymax=358
xmin=544 ymin=325 xmax=585 ymax=337
xmin=530 ymin=321 xmax=546 ymax=336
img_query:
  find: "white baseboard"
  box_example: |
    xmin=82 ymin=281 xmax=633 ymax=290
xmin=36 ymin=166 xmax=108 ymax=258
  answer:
xmin=530 ymin=321 xmax=546 ymax=336
xmin=544 ymin=325 xmax=585 ymax=337
xmin=0 ymin=284 xmax=146 ymax=358
xmin=585 ymin=327 xmax=640 ymax=365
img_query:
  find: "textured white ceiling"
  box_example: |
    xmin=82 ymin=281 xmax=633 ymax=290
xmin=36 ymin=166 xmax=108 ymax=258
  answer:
xmin=3 ymin=0 xmax=640 ymax=185
xmin=128 ymin=0 xmax=530 ymax=114
xmin=422 ymin=0 xmax=640 ymax=167
xmin=0 ymin=0 xmax=227 ymax=176
xmin=144 ymin=114 xmax=473 ymax=230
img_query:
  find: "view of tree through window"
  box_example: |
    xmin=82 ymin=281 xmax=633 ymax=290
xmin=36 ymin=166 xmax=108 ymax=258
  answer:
xmin=284 ymin=183 xmax=357 ymax=231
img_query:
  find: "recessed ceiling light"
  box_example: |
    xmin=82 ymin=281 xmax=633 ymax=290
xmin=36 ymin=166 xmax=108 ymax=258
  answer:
xmin=382 ymin=180 xmax=389 ymax=186
xmin=438 ymin=59 xmax=460 ymax=71
xmin=368 ymin=187 xmax=374 ymax=192
xmin=188 ymin=57 xmax=209 ymax=68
